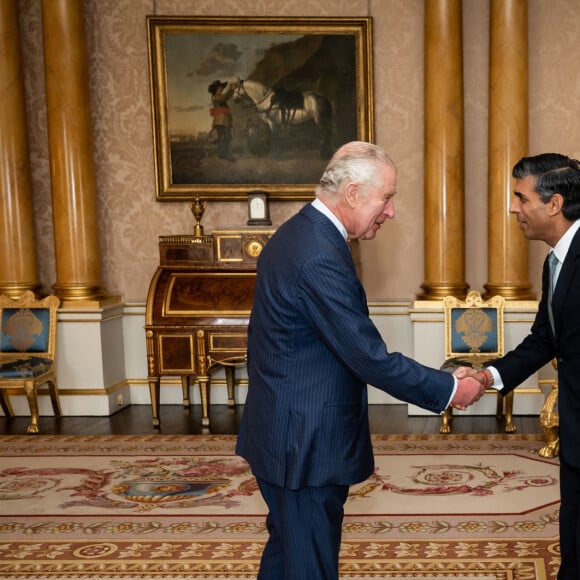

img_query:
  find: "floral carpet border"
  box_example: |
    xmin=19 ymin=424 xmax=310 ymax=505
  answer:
xmin=0 ymin=538 xmax=558 ymax=579
xmin=0 ymin=433 xmax=549 ymax=456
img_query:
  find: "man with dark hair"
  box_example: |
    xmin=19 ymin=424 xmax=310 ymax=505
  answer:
xmin=207 ymin=79 xmax=236 ymax=161
xmin=457 ymin=153 xmax=580 ymax=580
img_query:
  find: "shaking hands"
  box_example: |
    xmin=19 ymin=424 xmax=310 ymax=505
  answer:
xmin=449 ymin=366 xmax=489 ymax=410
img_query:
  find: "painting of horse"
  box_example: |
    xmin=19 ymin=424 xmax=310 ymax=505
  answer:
xmin=234 ymin=79 xmax=334 ymax=158
xmin=148 ymin=17 xmax=372 ymax=199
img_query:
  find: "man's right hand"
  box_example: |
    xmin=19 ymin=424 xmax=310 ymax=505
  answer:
xmin=450 ymin=376 xmax=486 ymax=410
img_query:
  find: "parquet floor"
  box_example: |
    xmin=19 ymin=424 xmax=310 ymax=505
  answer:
xmin=0 ymin=403 xmax=543 ymax=436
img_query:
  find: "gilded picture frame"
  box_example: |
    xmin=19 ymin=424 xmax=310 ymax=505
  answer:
xmin=147 ymin=16 xmax=374 ymax=201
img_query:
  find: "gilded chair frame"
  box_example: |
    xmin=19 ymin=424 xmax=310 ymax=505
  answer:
xmin=440 ymin=290 xmax=514 ymax=434
xmin=0 ymin=291 xmax=61 ymax=433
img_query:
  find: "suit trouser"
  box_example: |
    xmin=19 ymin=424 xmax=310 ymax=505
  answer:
xmin=256 ymin=477 xmax=349 ymax=580
xmin=558 ymin=456 xmax=580 ymax=580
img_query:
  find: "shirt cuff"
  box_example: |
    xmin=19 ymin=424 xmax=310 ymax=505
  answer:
xmin=444 ymin=376 xmax=459 ymax=412
xmin=487 ymin=366 xmax=504 ymax=390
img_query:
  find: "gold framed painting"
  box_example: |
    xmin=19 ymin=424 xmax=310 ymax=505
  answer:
xmin=147 ymin=16 xmax=374 ymax=201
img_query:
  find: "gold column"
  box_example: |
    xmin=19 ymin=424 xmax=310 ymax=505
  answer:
xmin=485 ymin=0 xmax=534 ymax=300
xmin=0 ymin=0 xmax=39 ymax=298
xmin=418 ymin=0 xmax=468 ymax=300
xmin=42 ymin=0 xmax=106 ymax=303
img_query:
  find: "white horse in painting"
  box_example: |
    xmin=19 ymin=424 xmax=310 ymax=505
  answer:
xmin=234 ymin=79 xmax=333 ymax=158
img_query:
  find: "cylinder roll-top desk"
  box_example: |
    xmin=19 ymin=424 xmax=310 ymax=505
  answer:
xmin=145 ymin=228 xmax=275 ymax=428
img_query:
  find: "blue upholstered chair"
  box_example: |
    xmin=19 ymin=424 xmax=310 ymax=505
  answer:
xmin=0 ymin=291 xmax=61 ymax=433
xmin=439 ymin=290 xmax=514 ymax=434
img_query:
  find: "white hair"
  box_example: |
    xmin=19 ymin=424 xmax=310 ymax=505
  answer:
xmin=315 ymin=141 xmax=396 ymax=201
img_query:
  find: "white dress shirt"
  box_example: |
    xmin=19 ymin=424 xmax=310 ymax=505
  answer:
xmin=489 ymin=218 xmax=580 ymax=389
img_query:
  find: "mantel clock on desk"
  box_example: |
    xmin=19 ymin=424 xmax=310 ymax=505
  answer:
xmin=145 ymin=198 xmax=275 ymax=428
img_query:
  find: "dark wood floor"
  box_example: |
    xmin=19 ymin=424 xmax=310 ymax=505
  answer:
xmin=0 ymin=404 xmax=543 ymax=436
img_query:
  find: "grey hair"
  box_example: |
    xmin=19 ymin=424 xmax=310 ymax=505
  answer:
xmin=315 ymin=141 xmax=396 ymax=201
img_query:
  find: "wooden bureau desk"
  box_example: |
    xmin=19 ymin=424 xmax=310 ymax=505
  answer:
xmin=145 ymin=228 xmax=275 ymax=428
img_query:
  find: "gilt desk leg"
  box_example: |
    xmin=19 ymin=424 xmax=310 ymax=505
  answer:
xmin=148 ymin=377 xmax=161 ymax=428
xmin=225 ymin=366 xmax=236 ymax=407
xmin=181 ymin=376 xmax=190 ymax=407
xmin=199 ymin=376 xmax=210 ymax=427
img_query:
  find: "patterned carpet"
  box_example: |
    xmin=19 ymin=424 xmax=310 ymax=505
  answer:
xmin=0 ymin=433 xmax=560 ymax=579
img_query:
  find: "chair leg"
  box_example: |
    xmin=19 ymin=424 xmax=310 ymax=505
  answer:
xmin=495 ymin=389 xmax=503 ymax=418
xmin=47 ymin=380 xmax=62 ymax=417
xmin=440 ymin=407 xmax=453 ymax=434
xmin=503 ymin=390 xmax=516 ymax=433
xmin=0 ymin=390 xmax=14 ymax=417
xmin=23 ymin=381 xmax=40 ymax=434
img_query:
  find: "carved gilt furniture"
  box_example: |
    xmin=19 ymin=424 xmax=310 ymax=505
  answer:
xmin=145 ymin=228 xmax=274 ymax=428
xmin=0 ymin=291 xmax=61 ymax=434
xmin=439 ymin=290 xmax=514 ymax=434
xmin=539 ymin=359 xmax=559 ymax=458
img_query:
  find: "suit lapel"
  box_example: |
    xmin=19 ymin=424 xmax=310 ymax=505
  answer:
xmin=552 ymin=227 xmax=580 ymax=329
xmin=300 ymin=204 xmax=366 ymax=306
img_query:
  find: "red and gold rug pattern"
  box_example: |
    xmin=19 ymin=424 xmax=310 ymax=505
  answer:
xmin=0 ymin=433 xmax=560 ymax=579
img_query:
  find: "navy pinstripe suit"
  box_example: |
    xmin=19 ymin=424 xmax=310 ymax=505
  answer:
xmin=236 ymin=203 xmax=455 ymax=578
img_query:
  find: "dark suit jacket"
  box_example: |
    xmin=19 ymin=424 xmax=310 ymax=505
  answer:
xmin=494 ymin=226 xmax=580 ymax=468
xmin=236 ymin=204 xmax=455 ymax=489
